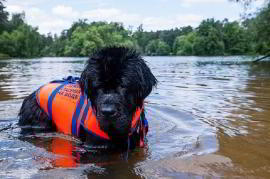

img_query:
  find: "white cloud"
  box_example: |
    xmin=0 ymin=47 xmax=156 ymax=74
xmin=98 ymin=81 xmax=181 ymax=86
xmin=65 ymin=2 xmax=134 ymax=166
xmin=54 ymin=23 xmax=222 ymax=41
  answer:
xmin=81 ymin=8 xmax=141 ymax=30
xmin=24 ymin=7 xmax=72 ymax=34
xmin=5 ymin=4 xmax=204 ymax=34
xmin=254 ymin=0 xmax=265 ymax=7
xmin=82 ymin=8 xmax=203 ymax=31
xmin=6 ymin=0 xmax=48 ymax=7
xmin=143 ymin=14 xmax=203 ymax=31
xmin=5 ymin=3 xmax=75 ymax=34
xmin=28 ymin=7 xmax=45 ymax=20
xmin=39 ymin=19 xmax=70 ymax=35
xmin=52 ymin=5 xmax=79 ymax=19
xmin=82 ymin=8 xmax=121 ymax=19
xmin=82 ymin=8 xmax=140 ymax=24
xmin=6 ymin=5 xmax=24 ymax=13
xmin=181 ymin=0 xmax=225 ymax=7
xmin=177 ymin=14 xmax=204 ymax=26
xmin=182 ymin=0 xmax=225 ymax=3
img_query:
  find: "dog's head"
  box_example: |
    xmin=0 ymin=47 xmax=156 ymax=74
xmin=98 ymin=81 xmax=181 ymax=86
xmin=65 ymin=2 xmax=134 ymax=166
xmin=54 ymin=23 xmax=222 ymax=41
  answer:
xmin=79 ymin=46 xmax=157 ymax=140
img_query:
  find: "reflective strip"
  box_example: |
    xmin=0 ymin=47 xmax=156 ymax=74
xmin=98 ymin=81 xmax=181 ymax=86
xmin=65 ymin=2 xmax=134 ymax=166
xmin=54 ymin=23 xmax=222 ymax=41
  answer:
xmin=47 ymin=82 xmax=68 ymax=120
xmin=80 ymin=101 xmax=90 ymax=128
xmin=82 ymin=124 xmax=110 ymax=142
xmin=76 ymin=98 xmax=88 ymax=136
xmin=71 ymin=94 xmax=85 ymax=136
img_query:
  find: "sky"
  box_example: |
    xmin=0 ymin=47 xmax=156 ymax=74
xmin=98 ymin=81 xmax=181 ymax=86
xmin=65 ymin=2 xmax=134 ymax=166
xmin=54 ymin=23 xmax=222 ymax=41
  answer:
xmin=4 ymin=0 xmax=265 ymax=35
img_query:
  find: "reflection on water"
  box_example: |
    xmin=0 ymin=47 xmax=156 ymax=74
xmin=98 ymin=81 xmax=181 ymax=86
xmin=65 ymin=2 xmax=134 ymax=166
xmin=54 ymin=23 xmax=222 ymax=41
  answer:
xmin=216 ymin=62 xmax=270 ymax=178
xmin=0 ymin=61 xmax=13 ymax=101
xmin=0 ymin=57 xmax=270 ymax=178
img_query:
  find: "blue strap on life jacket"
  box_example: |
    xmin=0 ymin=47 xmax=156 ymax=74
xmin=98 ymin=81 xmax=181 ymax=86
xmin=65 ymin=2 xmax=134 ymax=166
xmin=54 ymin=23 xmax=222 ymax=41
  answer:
xmin=50 ymin=76 xmax=80 ymax=84
xmin=47 ymin=76 xmax=80 ymax=121
xmin=142 ymin=116 xmax=148 ymax=128
xmin=71 ymin=94 xmax=85 ymax=136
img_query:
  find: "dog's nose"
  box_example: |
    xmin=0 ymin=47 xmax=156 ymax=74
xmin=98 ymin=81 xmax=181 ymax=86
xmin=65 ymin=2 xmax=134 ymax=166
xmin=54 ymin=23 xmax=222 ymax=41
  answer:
xmin=101 ymin=105 xmax=117 ymax=117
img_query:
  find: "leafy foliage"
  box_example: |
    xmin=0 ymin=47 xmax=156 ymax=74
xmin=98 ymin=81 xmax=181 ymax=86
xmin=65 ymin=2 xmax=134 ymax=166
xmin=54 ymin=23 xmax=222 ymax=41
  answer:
xmin=62 ymin=22 xmax=135 ymax=57
xmin=0 ymin=0 xmax=269 ymax=57
xmin=173 ymin=32 xmax=196 ymax=55
xmin=0 ymin=0 xmax=8 ymax=34
xmin=145 ymin=39 xmax=170 ymax=56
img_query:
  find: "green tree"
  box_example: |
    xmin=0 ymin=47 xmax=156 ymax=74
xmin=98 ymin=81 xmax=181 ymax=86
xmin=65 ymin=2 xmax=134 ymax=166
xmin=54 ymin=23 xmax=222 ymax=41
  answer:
xmin=253 ymin=3 xmax=270 ymax=53
xmin=10 ymin=24 xmax=44 ymax=57
xmin=173 ymin=32 xmax=196 ymax=55
xmin=159 ymin=26 xmax=193 ymax=49
xmin=193 ymin=19 xmax=225 ymax=56
xmin=223 ymin=20 xmax=253 ymax=55
xmin=62 ymin=22 xmax=136 ymax=56
xmin=0 ymin=0 xmax=8 ymax=33
xmin=8 ymin=13 xmax=26 ymax=31
xmin=66 ymin=19 xmax=88 ymax=39
xmin=133 ymin=25 xmax=159 ymax=53
xmin=0 ymin=24 xmax=45 ymax=57
xmin=0 ymin=31 xmax=15 ymax=55
xmin=145 ymin=39 xmax=170 ymax=56
xmin=232 ymin=0 xmax=270 ymax=55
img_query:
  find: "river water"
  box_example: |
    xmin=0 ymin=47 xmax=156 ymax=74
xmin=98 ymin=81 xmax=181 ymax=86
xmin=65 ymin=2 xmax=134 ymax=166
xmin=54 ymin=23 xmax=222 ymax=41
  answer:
xmin=0 ymin=56 xmax=269 ymax=178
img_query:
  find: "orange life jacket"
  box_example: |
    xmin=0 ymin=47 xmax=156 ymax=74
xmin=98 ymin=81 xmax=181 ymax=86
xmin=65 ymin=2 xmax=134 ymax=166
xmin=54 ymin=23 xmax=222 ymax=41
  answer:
xmin=35 ymin=76 xmax=148 ymax=144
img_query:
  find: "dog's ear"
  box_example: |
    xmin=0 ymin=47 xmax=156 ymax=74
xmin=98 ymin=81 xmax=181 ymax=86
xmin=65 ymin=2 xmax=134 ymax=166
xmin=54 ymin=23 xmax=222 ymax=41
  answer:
xmin=79 ymin=57 xmax=96 ymax=95
xmin=132 ymin=58 xmax=157 ymax=106
xmin=79 ymin=68 xmax=88 ymax=94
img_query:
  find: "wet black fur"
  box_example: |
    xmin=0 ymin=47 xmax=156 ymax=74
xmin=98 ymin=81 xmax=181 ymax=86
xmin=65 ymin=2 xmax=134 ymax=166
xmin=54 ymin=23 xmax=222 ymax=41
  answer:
xmin=18 ymin=46 xmax=157 ymax=145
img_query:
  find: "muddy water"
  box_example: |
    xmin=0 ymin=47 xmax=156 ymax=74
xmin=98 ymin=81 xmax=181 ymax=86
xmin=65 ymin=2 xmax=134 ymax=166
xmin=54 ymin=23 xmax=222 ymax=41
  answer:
xmin=0 ymin=57 xmax=269 ymax=178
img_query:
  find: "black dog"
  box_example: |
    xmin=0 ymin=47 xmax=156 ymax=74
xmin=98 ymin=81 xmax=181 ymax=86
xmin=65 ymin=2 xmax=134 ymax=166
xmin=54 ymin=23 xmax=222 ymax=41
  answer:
xmin=18 ymin=46 xmax=157 ymax=149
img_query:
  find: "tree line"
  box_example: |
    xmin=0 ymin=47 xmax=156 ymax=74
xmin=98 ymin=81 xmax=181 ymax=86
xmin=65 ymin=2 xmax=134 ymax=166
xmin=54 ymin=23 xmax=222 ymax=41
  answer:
xmin=0 ymin=0 xmax=269 ymax=58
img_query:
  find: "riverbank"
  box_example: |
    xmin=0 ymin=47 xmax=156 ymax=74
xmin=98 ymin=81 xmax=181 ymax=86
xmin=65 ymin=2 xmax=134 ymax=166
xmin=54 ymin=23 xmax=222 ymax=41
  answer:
xmin=0 ymin=53 xmax=10 ymax=59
